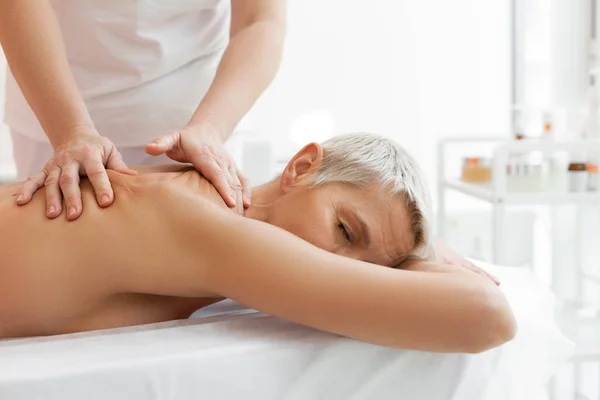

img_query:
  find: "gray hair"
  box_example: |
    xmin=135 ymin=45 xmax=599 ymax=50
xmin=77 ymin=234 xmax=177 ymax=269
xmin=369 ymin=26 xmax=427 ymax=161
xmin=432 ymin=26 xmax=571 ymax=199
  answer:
xmin=304 ymin=133 xmax=434 ymax=263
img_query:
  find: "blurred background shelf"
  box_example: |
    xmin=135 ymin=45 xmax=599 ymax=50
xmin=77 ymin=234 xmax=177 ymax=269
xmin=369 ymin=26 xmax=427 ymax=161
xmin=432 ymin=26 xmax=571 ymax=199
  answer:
xmin=437 ymin=137 xmax=600 ymax=265
xmin=442 ymin=178 xmax=600 ymax=206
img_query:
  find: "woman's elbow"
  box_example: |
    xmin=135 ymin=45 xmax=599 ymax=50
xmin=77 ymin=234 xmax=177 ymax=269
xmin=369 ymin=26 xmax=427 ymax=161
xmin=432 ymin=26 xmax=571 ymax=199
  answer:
xmin=465 ymin=286 xmax=517 ymax=354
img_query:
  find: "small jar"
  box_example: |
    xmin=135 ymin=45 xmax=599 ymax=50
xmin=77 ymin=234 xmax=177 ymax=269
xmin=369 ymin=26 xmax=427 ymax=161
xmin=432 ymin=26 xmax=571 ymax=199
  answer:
xmin=514 ymin=129 xmax=525 ymax=141
xmin=461 ymin=158 xmax=491 ymax=184
xmin=568 ymin=162 xmax=588 ymax=192
xmin=587 ymin=163 xmax=599 ymax=191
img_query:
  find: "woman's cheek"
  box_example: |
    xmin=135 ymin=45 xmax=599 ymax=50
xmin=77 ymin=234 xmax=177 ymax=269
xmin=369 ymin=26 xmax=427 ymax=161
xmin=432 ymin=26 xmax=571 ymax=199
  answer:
xmin=292 ymin=221 xmax=337 ymax=253
xmin=311 ymin=225 xmax=340 ymax=253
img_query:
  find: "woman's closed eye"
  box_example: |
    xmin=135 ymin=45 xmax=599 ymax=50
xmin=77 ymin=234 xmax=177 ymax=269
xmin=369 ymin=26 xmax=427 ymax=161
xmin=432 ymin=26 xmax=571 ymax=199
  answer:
xmin=337 ymin=222 xmax=352 ymax=243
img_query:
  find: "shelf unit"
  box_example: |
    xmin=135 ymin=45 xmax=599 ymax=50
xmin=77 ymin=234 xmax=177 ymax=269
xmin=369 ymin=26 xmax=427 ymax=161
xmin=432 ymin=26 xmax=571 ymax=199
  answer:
xmin=442 ymin=178 xmax=600 ymax=206
xmin=437 ymin=137 xmax=600 ymax=265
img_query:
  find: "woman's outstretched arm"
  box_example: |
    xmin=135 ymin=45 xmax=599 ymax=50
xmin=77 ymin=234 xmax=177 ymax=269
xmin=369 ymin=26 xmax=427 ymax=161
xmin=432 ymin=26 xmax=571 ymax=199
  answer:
xmin=208 ymin=217 xmax=515 ymax=353
xmin=121 ymin=185 xmax=516 ymax=353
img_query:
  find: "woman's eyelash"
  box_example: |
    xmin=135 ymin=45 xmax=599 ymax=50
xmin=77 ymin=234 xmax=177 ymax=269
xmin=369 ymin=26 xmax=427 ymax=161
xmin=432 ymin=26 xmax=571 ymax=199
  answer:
xmin=338 ymin=222 xmax=351 ymax=242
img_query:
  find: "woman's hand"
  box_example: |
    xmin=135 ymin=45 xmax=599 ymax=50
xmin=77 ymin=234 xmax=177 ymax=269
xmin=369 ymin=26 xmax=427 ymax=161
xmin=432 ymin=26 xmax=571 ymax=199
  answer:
xmin=145 ymin=122 xmax=250 ymax=214
xmin=15 ymin=127 xmax=135 ymax=220
xmin=433 ymin=239 xmax=500 ymax=285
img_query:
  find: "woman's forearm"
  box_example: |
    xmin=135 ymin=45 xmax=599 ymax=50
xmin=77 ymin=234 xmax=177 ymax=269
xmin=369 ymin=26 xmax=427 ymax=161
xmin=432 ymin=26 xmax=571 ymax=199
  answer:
xmin=189 ymin=0 xmax=286 ymax=138
xmin=193 ymin=211 xmax=516 ymax=353
xmin=0 ymin=0 xmax=94 ymax=147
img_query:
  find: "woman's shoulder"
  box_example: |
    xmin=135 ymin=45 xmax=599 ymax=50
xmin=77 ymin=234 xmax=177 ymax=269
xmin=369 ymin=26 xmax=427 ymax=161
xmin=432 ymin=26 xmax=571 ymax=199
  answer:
xmin=106 ymin=165 xmax=230 ymax=212
xmin=105 ymin=164 xmax=192 ymax=194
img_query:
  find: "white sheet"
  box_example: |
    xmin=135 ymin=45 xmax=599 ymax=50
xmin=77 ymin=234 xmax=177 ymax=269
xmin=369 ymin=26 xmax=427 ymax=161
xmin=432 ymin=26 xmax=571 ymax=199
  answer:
xmin=0 ymin=264 xmax=573 ymax=400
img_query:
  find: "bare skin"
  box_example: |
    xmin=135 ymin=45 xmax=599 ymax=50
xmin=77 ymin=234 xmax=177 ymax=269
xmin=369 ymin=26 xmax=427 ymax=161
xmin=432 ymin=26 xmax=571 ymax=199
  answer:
xmin=0 ymin=143 xmax=516 ymax=352
xmin=0 ymin=165 xmax=224 ymax=337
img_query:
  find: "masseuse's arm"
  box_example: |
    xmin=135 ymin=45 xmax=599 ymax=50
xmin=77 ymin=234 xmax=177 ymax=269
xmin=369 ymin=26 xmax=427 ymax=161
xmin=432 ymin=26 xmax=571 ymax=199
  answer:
xmin=146 ymin=0 xmax=286 ymax=210
xmin=0 ymin=0 xmax=131 ymax=219
xmin=121 ymin=193 xmax=516 ymax=354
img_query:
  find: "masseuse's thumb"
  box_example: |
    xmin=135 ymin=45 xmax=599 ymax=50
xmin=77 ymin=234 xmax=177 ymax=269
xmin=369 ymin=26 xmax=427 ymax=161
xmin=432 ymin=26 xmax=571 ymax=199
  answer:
xmin=145 ymin=132 xmax=180 ymax=156
xmin=106 ymin=150 xmax=137 ymax=175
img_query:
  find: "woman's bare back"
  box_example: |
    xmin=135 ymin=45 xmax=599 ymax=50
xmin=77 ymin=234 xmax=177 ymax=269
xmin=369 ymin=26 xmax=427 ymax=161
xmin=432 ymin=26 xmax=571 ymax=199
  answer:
xmin=0 ymin=166 xmax=226 ymax=338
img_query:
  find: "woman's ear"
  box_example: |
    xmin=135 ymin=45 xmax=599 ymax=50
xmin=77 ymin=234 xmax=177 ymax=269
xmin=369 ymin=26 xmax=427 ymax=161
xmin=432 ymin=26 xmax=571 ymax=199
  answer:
xmin=280 ymin=143 xmax=323 ymax=192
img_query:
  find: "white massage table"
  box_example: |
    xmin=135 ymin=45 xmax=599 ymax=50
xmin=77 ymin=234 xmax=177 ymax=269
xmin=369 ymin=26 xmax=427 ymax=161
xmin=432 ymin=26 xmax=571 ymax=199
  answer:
xmin=0 ymin=262 xmax=573 ymax=400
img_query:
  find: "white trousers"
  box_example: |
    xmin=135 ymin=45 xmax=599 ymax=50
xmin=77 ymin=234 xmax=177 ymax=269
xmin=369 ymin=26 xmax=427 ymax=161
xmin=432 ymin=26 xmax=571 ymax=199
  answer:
xmin=10 ymin=130 xmax=175 ymax=182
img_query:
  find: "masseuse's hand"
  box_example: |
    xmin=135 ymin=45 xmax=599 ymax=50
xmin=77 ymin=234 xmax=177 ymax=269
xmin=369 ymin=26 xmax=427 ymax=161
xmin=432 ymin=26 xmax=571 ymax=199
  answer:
xmin=15 ymin=128 xmax=135 ymax=220
xmin=145 ymin=122 xmax=250 ymax=214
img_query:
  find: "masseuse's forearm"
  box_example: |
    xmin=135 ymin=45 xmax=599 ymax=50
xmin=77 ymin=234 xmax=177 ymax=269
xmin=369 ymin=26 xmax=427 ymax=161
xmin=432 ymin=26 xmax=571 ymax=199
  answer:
xmin=189 ymin=4 xmax=286 ymax=138
xmin=0 ymin=0 xmax=94 ymax=147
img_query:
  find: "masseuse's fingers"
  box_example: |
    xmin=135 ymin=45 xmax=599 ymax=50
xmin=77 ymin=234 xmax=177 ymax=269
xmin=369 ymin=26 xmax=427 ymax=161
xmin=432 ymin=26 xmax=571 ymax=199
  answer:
xmin=147 ymin=127 xmax=244 ymax=210
xmin=106 ymin=148 xmax=137 ymax=176
xmin=227 ymin=162 xmax=244 ymax=215
xmin=15 ymin=130 xmax=125 ymax=219
xmin=82 ymin=157 xmax=113 ymax=209
xmin=237 ymin=170 xmax=251 ymax=208
xmin=58 ymin=163 xmax=83 ymax=220
xmin=15 ymin=170 xmax=47 ymax=205
xmin=144 ymin=132 xmax=178 ymax=156
xmin=44 ymin=167 xmax=63 ymax=219
xmin=193 ymin=151 xmax=237 ymax=209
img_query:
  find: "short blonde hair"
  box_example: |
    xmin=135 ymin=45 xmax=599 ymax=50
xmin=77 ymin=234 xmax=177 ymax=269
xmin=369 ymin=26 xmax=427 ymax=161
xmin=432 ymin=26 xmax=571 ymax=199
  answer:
xmin=304 ymin=133 xmax=433 ymax=262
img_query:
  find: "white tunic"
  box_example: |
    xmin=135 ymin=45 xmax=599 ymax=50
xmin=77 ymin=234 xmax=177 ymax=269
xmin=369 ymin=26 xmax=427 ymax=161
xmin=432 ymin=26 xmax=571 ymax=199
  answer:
xmin=4 ymin=0 xmax=230 ymax=147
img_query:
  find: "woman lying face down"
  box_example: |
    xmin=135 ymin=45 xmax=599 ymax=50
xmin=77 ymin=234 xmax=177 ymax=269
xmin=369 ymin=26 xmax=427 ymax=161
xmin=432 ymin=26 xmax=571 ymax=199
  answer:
xmin=0 ymin=133 xmax=515 ymax=353
xmin=248 ymin=134 xmax=430 ymax=266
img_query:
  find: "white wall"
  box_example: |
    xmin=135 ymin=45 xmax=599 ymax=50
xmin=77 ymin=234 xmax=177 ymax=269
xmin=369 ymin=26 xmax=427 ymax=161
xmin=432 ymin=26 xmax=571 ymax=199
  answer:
xmin=243 ymin=0 xmax=511 ymax=204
